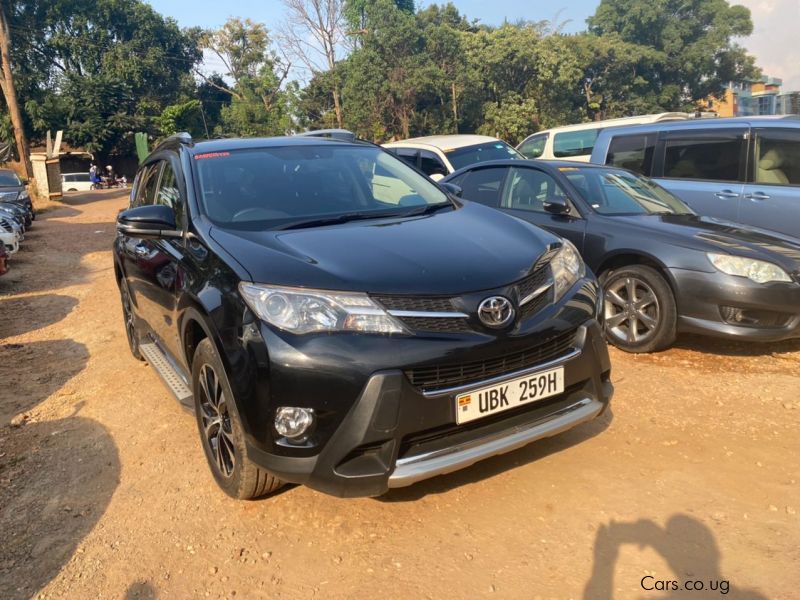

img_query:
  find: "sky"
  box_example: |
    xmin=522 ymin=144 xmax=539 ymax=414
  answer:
xmin=148 ymin=0 xmax=800 ymax=91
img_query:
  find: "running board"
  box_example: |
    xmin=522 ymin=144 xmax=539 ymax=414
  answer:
xmin=139 ymin=342 xmax=193 ymax=405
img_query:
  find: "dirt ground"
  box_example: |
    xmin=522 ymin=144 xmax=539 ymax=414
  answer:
xmin=1 ymin=190 xmax=798 ymax=600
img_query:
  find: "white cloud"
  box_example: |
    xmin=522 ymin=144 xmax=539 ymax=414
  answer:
xmin=737 ymin=0 xmax=800 ymax=91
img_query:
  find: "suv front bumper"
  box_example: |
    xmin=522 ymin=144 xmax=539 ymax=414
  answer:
xmin=245 ymin=319 xmax=612 ymax=497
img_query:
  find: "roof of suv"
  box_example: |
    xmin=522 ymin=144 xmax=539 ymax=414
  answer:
xmin=595 ymin=115 xmax=800 ymax=136
xmin=153 ymin=135 xmax=369 ymax=156
xmin=383 ymin=135 xmax=503 ymax=151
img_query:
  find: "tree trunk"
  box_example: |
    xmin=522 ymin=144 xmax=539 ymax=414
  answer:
xmin=332 ymin=81 xmax=344 ymax=129
xmin=451 ymin=81 xmax=459 ymax=134
xmin=0 ymin=4 xmax=32 ymax=179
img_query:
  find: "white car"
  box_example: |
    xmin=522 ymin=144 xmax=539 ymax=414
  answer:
xmin=0 ymin=222 xmax=20 ymax=254
xmin=515 ymin=113 xmax=702 ymax=163
xmin=61 ymin=172 xmax=94 ymax=191
xmin=383 ymin=135 xmax=522 ymax=181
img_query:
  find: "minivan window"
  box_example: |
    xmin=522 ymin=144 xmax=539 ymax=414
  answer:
xmin=755 ymin=129 xmax=800 ymax=186
xmin=663 ymin=134 xmax=744 ymax=182
xmin=606 ymin=134 xmax=655 ymax=176
xmin=553 ymin=129 xmax=600 ymax=158
xmin=193 ymin=145 xmax=449 ymax=228
xmin=518 ymin=134 xmax=548 ymax=159
xmin=445 ymin=142 xmax=521 ymax=171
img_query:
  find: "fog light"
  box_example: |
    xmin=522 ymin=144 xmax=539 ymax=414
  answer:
xmin=274 ymin=407 xmax=315 ymax=439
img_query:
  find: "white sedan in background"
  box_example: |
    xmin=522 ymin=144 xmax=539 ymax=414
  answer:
xmin=383 ymin=134 xmax=522 ymax=181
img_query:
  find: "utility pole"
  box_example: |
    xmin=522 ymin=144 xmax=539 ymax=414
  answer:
xmin=0 ymin=1 xmax=32 ymax=179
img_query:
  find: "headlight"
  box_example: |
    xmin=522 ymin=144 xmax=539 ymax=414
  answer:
xmin=551 ymin=240 xmax=586 ymax=301
xmin=18 ymin=190 xmax=29 ymax=200
xmin=238 ymin=283 xmax=406 ymax=335
xmin=706 ymin=253 xmax=791 ymax=284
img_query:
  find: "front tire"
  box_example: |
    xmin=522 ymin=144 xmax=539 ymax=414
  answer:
xmin=601 ymin=265 xmax=677 ymax=353
xmin=192 ymin=338 xmax=283 ymax=500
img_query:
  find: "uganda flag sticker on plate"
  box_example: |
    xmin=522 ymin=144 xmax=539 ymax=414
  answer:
xmin=459 ymin=395 xmax=472 ymax=411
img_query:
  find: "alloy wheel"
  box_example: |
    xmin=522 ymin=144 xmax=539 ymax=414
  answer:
xmin=604 ymin=276 xmax=661 ymax=345
xmin=121 ymin=283 xmax=137 ymax=347
xmin=198 ymin=363 xmax=236 ymax=478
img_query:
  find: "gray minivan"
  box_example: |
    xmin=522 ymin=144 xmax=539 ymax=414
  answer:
xmin=590 ymin=116 xmax=800 ymax=239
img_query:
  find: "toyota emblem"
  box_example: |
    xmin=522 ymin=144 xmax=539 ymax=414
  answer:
xmin=478 ymin=296 xmax=515 ymax=328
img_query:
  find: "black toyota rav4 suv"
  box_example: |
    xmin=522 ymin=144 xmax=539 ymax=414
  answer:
xmin=114 ymin=133 xmax=613 ymax=500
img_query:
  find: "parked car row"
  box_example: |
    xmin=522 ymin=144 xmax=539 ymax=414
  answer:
xmin=0 ymin=167 xmax=35 ymax=276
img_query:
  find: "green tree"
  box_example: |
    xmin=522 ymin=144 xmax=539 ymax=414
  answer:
xmin=201 ymin=18 xmax=292 ymax=137
xmin=587 ymin=0 xmax=758 ymax=107
xmin=8 ymin=0 xmax=201 ymax=157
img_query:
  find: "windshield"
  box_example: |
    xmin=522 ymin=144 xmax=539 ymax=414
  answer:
xmin=0 ymin=172 xmax=21 ymax=186
xmin=563 ymin=167 xmax=694 ymax=216
xmin=445 ymin=141 xmax=521 ymax=171
xmin=193 ymin=144 xmax=451 ymax=229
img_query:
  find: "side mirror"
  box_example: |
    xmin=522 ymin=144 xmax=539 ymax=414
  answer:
xmin=117 ymin=205 xmax=180 ymax=238
xmin=543 ymin=196 xmax=571 ymax=215
xmin=439 ymin=182 xmax=463 ymax=197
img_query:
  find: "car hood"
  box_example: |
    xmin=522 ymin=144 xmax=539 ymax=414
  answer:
xmin=613 ymin=213 xmax=800 ymax=270
xmin=209 ymin=202 xmax=558 ymax=295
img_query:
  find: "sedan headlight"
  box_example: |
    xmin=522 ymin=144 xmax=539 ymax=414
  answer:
xmin=18 ymin=190 xmax=29 ymax=200
xmin=706 ymin=253 xmax=791 ymax=284
xmin=551 ymin=240 xmax=586 ymax=301
xmin=239 ymin=283 xmax=406 ymax=335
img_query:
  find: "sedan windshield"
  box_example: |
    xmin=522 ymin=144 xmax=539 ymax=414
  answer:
xmin=193 ymin=144 xmax=451 ymax=230
xmin=563 ymin=167 xmax=693 ymax=216
xmin=0 ymin=172 xmax=21 ymax=186
xmin=445 ymin=141 xmax=522 ymax=171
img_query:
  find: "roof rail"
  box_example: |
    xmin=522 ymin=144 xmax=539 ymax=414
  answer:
xmin=164 ymin=132 xmax=193 ymax=145
xmin=296 ymin=129 xmax=357 ymax=142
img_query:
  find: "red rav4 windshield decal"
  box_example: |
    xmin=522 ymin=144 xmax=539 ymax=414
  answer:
xmin=194 ymin=152 xmax=231 ymax=160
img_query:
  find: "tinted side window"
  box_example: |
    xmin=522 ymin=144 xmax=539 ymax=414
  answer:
xmin=553 ymin=129 xmax=600 ymax=158
xmin=418 ymin=150 xmax=449 ymax=177
xmin=501 ymin=168 xmax=566 ymax=213
xmin=755 ymin=128 xmax=800 ymax=186
xmin=156 ymin=162 xmax=184 ymax=227
xmin=458 ymin=167 xmax=507 ymax=207
xmin=663 ymin=133 xmax=744 ymax=182
xmin=606 ymin=134 xmax=655 ymax=176
xmin=392 ymin=148 xmax=418 ymax=169
xmin=133 ymin=163 xmax=162 ymax=207
xmin=518 ymin=134 xmax=548 ymax=159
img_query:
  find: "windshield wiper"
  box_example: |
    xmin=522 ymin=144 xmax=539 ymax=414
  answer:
xmin=402 ymin=202 xmax=454 ymax=217
xmin=276 ymin=211 xmax=405 ymax=231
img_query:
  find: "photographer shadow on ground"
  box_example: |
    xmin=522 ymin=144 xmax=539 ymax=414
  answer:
xmin=0 ymin=400 xmax=120 ymax=600
xmin=583 ymin=515 xmax=768 ymax=600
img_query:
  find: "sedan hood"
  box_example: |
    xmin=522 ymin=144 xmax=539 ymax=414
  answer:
xmin=613 ymin=213 xmax=800 ymax=270
xmin=209 ymin=202 xmax=557 ymax=295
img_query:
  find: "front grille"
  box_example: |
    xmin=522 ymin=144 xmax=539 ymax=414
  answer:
xmin=517 ymin=265 xmax=551 ymax=302
xmin=519 ymin=288 xmax=554 ymax=320
xmin=398 ymin=316 xmax=470 ymax=333
xmin=405 ymin=328 xmax=578 ymax=392
xmin=372 ymin=295 xmax=455 ymax=312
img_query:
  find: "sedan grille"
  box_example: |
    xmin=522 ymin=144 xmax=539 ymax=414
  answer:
xmin=405 ymin=328 xmax=578 ymax=392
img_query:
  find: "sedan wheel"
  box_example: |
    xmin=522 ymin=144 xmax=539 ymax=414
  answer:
xmin=602 ymin=265 xmax=677 ymax=353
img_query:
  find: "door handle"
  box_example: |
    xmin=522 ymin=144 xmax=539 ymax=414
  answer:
xmin=715 ymin=190 xmax=740 ymax=199
xmin=744 ymin=191 xmax=771 ymax=201
xmin=134 ymin=244 xmax=149 ymax=257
